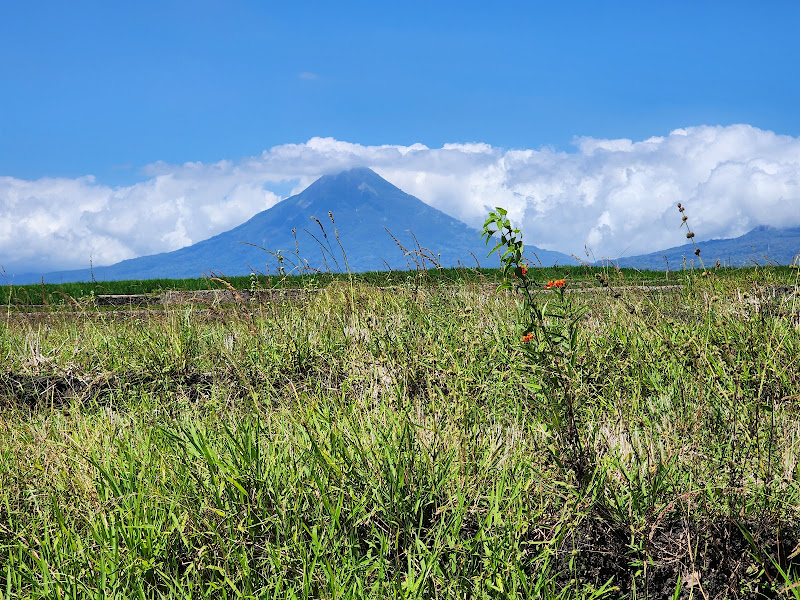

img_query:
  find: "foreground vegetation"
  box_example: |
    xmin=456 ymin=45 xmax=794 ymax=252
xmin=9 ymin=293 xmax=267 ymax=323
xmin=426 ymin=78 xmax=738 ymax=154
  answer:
xmin=0 ymin=262 xmax=799 ymax=598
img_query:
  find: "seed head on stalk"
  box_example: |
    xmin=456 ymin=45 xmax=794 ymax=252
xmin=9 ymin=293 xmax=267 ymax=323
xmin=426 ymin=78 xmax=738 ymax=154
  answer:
xmin=678 ymin=203 xmax=707 ymax=272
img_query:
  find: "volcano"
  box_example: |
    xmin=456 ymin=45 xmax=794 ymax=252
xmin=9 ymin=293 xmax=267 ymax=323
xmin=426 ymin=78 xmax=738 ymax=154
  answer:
xmin=13 ymin=168 xmax=572 ymax=283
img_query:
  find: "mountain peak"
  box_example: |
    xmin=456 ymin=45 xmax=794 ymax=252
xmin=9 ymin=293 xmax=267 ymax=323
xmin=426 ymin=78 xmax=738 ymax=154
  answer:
xmin=307 ymin=167 xmax=396 ymax=194
xmin=330 ymin=166 xmax=378 ymax=177
xmin=293 ymin=167 xmax=412 ymax=215
xmin=323 ymin=166 xmax=380 ymax=179
xmin=14 ymin=168 xmax=571 ymax=283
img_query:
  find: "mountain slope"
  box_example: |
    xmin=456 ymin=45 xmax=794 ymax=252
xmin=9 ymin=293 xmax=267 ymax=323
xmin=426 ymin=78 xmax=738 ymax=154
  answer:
xmin=11 ymin=168 xmax=572 ymax=284
xmin=610 ymin=225 xmax=800 ymax=270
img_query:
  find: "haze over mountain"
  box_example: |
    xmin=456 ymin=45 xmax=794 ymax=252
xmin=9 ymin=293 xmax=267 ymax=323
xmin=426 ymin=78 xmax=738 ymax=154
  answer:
xmin=7 ymin=168 xmax=572 ymax=284
xmin=610 ymin=225 xmax=800 ymax=270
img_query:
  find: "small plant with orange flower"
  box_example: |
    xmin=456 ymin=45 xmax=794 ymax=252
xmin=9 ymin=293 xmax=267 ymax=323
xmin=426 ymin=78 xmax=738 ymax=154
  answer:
xmin=483 ymin=207 xmax=592 ymax=486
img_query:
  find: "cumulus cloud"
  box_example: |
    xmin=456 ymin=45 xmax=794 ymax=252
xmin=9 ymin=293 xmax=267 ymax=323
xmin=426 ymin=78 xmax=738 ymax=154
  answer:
xmin=2 ymin=124 xmax=800 ymax=274
xmin=0 ymin=168 xmax=282 ymax=273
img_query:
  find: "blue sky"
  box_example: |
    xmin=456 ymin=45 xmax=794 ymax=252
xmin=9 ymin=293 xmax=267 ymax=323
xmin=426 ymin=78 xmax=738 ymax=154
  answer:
xmin=2 ymin=1 xmax=800 ymax=273
xmin=4 ymin=0 xmax=799 ymax=183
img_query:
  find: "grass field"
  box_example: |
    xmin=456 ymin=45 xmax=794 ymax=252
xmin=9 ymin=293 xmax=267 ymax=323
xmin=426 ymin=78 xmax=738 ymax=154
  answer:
xmin=1 ymin=263 xmax=799 ymax=598
xmin=0 ymin=263 xmax=691 ymax=307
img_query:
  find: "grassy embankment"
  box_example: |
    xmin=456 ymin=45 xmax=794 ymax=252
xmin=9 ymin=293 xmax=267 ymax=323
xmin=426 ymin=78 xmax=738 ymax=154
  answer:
xmin=1 ymin=264 xmax=799 ymax=598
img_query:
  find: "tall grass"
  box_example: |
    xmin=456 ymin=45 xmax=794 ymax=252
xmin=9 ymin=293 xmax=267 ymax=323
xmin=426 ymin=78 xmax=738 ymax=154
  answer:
xmin=0 ymin=263 xmax=799 ymax=598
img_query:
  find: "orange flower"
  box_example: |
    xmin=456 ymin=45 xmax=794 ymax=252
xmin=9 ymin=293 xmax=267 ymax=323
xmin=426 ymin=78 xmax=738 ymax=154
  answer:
xmin=514 ymin=264 xmax=528 ymax=277
xmin=545 ymin=279 xmax=566 ymax=289
xmin=522 ymin=333 xmax=534 ymax=342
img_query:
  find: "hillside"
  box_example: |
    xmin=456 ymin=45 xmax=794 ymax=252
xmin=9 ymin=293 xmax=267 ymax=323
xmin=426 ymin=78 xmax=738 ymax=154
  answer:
xmin=610 ymin=225 xmax=800 ymax=270
xmin=10 ymin=168 xmax=571 ymax=284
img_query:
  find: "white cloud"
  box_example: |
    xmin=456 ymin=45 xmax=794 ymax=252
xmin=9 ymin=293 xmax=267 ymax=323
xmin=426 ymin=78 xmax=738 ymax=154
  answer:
xmin=2 ymin=124 xmax=800 ymax=274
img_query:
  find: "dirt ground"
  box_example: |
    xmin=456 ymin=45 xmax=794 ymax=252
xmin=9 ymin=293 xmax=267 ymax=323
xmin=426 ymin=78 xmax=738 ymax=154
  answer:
xmin=553 ymin=510 xmax=800 ymax=599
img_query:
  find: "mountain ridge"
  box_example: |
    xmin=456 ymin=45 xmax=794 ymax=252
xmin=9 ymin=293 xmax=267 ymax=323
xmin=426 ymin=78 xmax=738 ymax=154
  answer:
xmin=7 ymin=168 xmax=571 ymax=284
xmin=8 ymin=168 xmax=798 ymax=284
xmin=608 ymin=224 xmax=800 ymax=270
